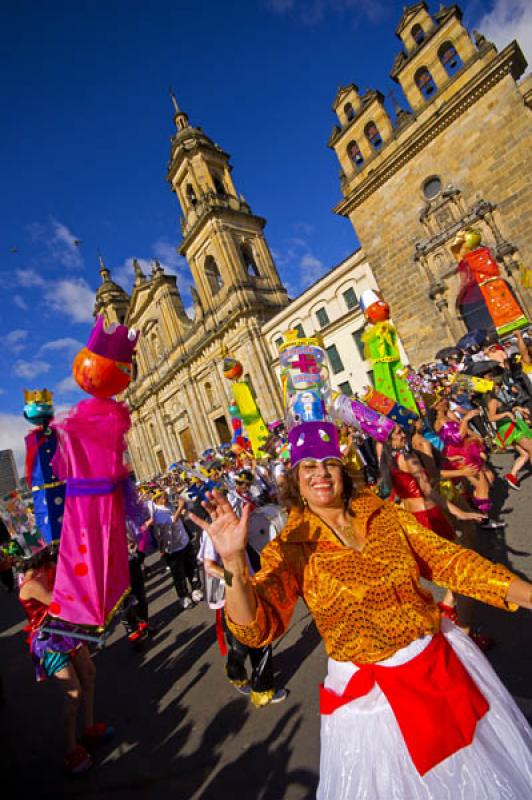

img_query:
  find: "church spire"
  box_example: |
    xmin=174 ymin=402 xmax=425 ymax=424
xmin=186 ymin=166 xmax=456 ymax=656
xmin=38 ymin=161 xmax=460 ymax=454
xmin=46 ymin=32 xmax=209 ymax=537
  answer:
xmin=98 ymin=252 xmax=111 ymax=283
xmin=169 ymin=88 xmax=189 ymax=132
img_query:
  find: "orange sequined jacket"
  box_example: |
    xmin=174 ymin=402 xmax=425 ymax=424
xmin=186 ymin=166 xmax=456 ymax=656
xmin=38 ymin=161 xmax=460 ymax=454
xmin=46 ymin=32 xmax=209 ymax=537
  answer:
xmin=226 ymin=489 xmax=517 ymax=663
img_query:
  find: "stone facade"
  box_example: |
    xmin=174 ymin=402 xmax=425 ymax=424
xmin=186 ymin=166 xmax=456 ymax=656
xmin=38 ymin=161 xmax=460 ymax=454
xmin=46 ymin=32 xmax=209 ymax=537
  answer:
xmin=94 ymin=100 xmax=289 ymax=480
xmin=329 ymin=2 xmax=532 ymax=364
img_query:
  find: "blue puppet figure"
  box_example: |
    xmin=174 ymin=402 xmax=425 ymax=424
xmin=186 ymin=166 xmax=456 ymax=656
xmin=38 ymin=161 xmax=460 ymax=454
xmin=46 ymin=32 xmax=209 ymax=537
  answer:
xmin=23 ymin=389 xmax=65 ymax=544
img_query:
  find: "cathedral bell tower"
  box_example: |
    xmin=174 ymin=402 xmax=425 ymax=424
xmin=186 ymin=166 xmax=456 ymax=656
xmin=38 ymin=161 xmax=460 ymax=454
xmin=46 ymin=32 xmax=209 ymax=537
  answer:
xmin=166 ymin=94 xmax=288 ymax=326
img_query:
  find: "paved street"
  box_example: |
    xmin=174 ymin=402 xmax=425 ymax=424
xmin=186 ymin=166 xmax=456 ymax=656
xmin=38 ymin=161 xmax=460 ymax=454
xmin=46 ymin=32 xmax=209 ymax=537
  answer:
xmin=1 ymin=454 xmax=531 ymax=800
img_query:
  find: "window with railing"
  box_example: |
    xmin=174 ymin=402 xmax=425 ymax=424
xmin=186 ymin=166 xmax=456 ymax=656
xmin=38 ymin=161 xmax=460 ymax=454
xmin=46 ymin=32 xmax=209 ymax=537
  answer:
xmin=338 ymin=380 xmax=352 ymax=396
xmin=343 ymin=286 xmax=358 ymax=310
xmin=292 ymin=323 xmax=306 ymax=338
xmin=326 ymin=344 xmax=345 ymax=374
xmin=316 ymin=307 xmax=330 ymax=328
xmin=352 ymin=330 xmax=366 ymax=360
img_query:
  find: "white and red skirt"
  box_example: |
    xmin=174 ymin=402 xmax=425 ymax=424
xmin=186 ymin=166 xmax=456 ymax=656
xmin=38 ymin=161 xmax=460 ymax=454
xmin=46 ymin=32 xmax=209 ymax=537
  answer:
xmin=318 ymin=619 xmax=532 ymax=799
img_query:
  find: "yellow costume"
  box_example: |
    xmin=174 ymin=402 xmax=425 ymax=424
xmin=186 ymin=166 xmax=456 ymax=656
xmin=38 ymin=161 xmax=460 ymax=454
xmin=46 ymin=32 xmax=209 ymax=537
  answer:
xmin=227 ymin=489 xmax=516 ymax=664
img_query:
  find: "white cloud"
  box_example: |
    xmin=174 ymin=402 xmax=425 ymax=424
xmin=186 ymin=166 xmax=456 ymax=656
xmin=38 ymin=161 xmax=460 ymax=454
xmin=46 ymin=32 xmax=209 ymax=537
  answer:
xmin=27 ymin=217 xmax=83 ymax=269
xmin=0 ymin=413 xmax=32 ymax=477
xmin=13 ymin=359 xmax=51 ymax=379
xmin=16 ymin=268 xmax=45 ymax=288
xmin=55 ymin=375 xmax=80 ymax=394
xmin=40 ymin=337 xmax=84 ymax=355
xmin=477 ymin=0 xmax=532 ymax=61
xmin=1 ymin=329 xmax=28 ymax=354
xmin=13 ymin=294 xmax=28 ymax=310
xmin=153 ymin=239 xmax=187 ymax=275
xmin=44 ymin=278 xmax=95 ymax=323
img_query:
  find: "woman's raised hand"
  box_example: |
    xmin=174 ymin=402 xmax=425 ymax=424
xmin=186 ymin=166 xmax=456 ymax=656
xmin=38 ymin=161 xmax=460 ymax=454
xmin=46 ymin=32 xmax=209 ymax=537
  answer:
xmin=189 ymin=489 xmax=250 ymax=562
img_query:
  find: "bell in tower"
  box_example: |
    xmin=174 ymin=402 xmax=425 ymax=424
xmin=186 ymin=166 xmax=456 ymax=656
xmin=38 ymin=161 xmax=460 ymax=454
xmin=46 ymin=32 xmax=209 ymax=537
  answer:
xmin=166 ymin=95 xmax=288 ymax=325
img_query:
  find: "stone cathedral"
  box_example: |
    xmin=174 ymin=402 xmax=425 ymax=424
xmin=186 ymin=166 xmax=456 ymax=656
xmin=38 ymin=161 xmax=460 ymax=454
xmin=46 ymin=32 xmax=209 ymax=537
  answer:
xmin=329 ymin=1 xmax=532 ymax=365
xmin=94 ymin=100 xmax=289 ymax=478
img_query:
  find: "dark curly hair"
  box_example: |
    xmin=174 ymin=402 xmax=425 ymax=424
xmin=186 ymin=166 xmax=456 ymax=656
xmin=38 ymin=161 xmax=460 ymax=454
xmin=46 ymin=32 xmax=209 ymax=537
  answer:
xmin=279 ymin=462 xmax=356 ymax=510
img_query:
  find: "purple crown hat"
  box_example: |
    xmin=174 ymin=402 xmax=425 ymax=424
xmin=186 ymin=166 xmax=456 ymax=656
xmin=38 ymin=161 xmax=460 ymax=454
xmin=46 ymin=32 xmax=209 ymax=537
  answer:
xmin=86 ymin=316 xmax=139 ymax=363
xmin=288 ymin=421 xmax=341 ymax=467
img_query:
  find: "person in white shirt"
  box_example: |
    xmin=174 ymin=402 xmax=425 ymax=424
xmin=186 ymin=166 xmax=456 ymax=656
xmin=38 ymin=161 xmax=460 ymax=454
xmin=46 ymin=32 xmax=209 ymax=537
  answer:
xmin=146 ymin=490 xmax=203 ymax=610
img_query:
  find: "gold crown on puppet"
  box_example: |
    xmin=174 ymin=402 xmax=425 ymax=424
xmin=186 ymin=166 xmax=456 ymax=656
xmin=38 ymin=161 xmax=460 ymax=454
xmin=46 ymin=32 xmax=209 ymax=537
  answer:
xmin=24 ymin=388 xmax=53 ymax=404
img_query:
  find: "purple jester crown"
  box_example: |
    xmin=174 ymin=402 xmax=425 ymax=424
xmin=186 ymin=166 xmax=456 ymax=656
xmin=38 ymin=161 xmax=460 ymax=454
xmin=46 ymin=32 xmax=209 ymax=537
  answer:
xmin=87 ymin=316 xmax=139 ymax=364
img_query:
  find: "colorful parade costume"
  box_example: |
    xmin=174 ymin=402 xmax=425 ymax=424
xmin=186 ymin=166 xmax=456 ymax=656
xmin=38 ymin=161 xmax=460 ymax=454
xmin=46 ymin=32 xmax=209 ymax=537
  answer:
xmin=226 ymin=489 xmax=532 ymax=798
xmin=359 ymin=290 xmax=418 ymax=412
xmin=49 ymin=316 xmax=139 ymax=631
xmin=19 ymin=562 xmax=82 ymax=681
xmin=390 ymin=455 xmax=456 ymax=542
xmin=438 ymin=420 xmax=486 ymax=471
xmin=23 ymin=389 xmax=65 ymax=544
xmin=452 ymin=228 xmax=528 ymax=335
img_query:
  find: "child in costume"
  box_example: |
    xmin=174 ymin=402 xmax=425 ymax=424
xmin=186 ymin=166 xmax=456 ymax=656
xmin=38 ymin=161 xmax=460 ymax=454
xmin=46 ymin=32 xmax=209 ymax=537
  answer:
xmin=18 ymin=545 xmax=113 ymax=774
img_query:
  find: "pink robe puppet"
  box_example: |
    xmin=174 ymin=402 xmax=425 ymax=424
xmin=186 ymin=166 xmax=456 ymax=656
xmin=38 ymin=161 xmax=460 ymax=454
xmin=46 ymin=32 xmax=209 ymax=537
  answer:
xmin=49 ymin=317 xmax=139 ymax=630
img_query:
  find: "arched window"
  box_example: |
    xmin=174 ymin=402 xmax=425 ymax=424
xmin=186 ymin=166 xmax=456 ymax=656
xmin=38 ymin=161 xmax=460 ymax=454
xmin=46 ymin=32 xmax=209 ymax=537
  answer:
xmin=438 ymin=42 xmax=462 ymax=76
xmin=186 ymin=183 xmax=197 ymax=207
xmin=204 ymin=381 xmax=214 ymax=406
xmin=241 ymin=243 xmax=260 ymax=277
xmin=415 ymin=67 xmax=437 ymax=100
xmin=205 ymin=256 xmax=224 ymax=294
xmin=344 ymin=102 xmax=355 ymax=122
xmin=213 ymin=175 xmax=226 ymax=196
xmin=365 ymin=121 xmax=383 ymax=150
xmin=411 ymin=24 xmax=425 ymax=45
xmin=347 ymin=140 xmax=364 ymax=167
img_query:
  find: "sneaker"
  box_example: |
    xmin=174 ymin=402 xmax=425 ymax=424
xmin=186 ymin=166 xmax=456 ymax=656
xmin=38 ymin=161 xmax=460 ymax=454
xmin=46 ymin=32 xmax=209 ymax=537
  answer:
xmin=480 ymin=518 xmax=506 ymax=529
xmin=191 ymin=588 xmax=204 ymax=603
xmin=179 ymin=597 xmax=193 ymax=610
xmin=137 ymin=621 xmax=150 ymax=634
xmin=64 ymin=744 xmax=93 ymax=775
xmin=82 ymin=722 xmax=115 ymax=749
xmin=128 ymin=628 xmax=143 ymax=643
xmin=270 ymin=688 xmax=288 ymax=704
xmin=232 ymin=682 xmax=251 ymax=696
xmin=504 ymin=473 xmax=521 ymax=490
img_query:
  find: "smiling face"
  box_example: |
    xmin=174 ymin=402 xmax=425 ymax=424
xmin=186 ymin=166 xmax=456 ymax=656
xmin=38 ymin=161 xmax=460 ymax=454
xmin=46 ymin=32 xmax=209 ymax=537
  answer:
xmin=297 ymin=458 xmax=344 ymax=509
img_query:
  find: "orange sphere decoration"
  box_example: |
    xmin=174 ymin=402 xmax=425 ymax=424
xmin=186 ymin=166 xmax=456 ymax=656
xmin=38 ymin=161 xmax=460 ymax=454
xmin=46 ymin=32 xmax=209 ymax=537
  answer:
xmin=72 ymin=348 xmax=132 ymax=398
xmin=223 ymin=356 xmax=244 ymax=380
xmin=365 ymin=300 xmax=390 ymax=324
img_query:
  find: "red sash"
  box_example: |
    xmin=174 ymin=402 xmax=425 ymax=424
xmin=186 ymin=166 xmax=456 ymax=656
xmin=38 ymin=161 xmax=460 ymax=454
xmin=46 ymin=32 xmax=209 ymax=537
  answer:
xmin=320 ymin=633 xmax=489 ymax=775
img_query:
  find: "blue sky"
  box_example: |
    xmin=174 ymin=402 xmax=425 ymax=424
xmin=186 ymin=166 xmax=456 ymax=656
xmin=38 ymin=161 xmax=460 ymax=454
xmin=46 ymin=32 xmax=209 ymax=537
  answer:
xmin=1 ymin=0 xmax=530 ymax=471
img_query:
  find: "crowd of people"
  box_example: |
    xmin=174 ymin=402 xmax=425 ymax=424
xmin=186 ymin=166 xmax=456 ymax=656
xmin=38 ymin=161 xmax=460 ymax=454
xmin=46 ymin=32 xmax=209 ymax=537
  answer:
xmin=1 ymin=325 xmax=532 ymax=792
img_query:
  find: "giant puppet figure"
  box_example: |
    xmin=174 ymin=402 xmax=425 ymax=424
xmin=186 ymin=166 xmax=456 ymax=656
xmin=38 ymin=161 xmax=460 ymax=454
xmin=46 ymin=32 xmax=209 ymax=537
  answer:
xmin=451 ymin=228 xmax=528 ymax=335
xmin=23 ymin=388 xmax=65 ymax=544
xmin=359 ymin=289 xmax=418 ymax=412
xmin=223 ymin=354 xmax=269 ymax=459
xmin=48 ymin=316 xmax=139 ymax=630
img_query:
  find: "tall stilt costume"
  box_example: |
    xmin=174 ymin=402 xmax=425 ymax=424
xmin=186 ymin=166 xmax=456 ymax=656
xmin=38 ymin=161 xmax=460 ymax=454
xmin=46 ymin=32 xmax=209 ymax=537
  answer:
xmin=360 ymin=290 xmax=418 ymax=412
xmin=49 ymin=317 xmax=139 ymax=631
xmin=452 ymin=228 xmax=528 ymax=335
xmin=223 ymin=355 xmax=269 ymax=458
xmin=23 ymin=389 xmax=65 ymax=545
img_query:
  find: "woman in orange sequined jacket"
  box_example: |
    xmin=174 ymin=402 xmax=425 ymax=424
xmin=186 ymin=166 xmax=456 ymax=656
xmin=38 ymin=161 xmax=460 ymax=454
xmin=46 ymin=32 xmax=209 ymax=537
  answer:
xmin=190 ymin=458 xmax=532 ymax=800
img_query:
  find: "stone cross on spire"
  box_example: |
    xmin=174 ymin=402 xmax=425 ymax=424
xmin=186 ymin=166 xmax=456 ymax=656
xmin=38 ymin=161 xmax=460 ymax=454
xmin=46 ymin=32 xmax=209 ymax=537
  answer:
xmin=169 ymin=87 xmax=189 ymax=132
xmin=98 ymin=252 xmax=111 ymax=283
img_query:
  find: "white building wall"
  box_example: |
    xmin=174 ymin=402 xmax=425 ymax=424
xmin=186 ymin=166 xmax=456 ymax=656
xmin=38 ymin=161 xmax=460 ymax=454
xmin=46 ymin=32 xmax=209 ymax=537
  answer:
xmin=262 ymin=250 xmax=385 ymax=402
